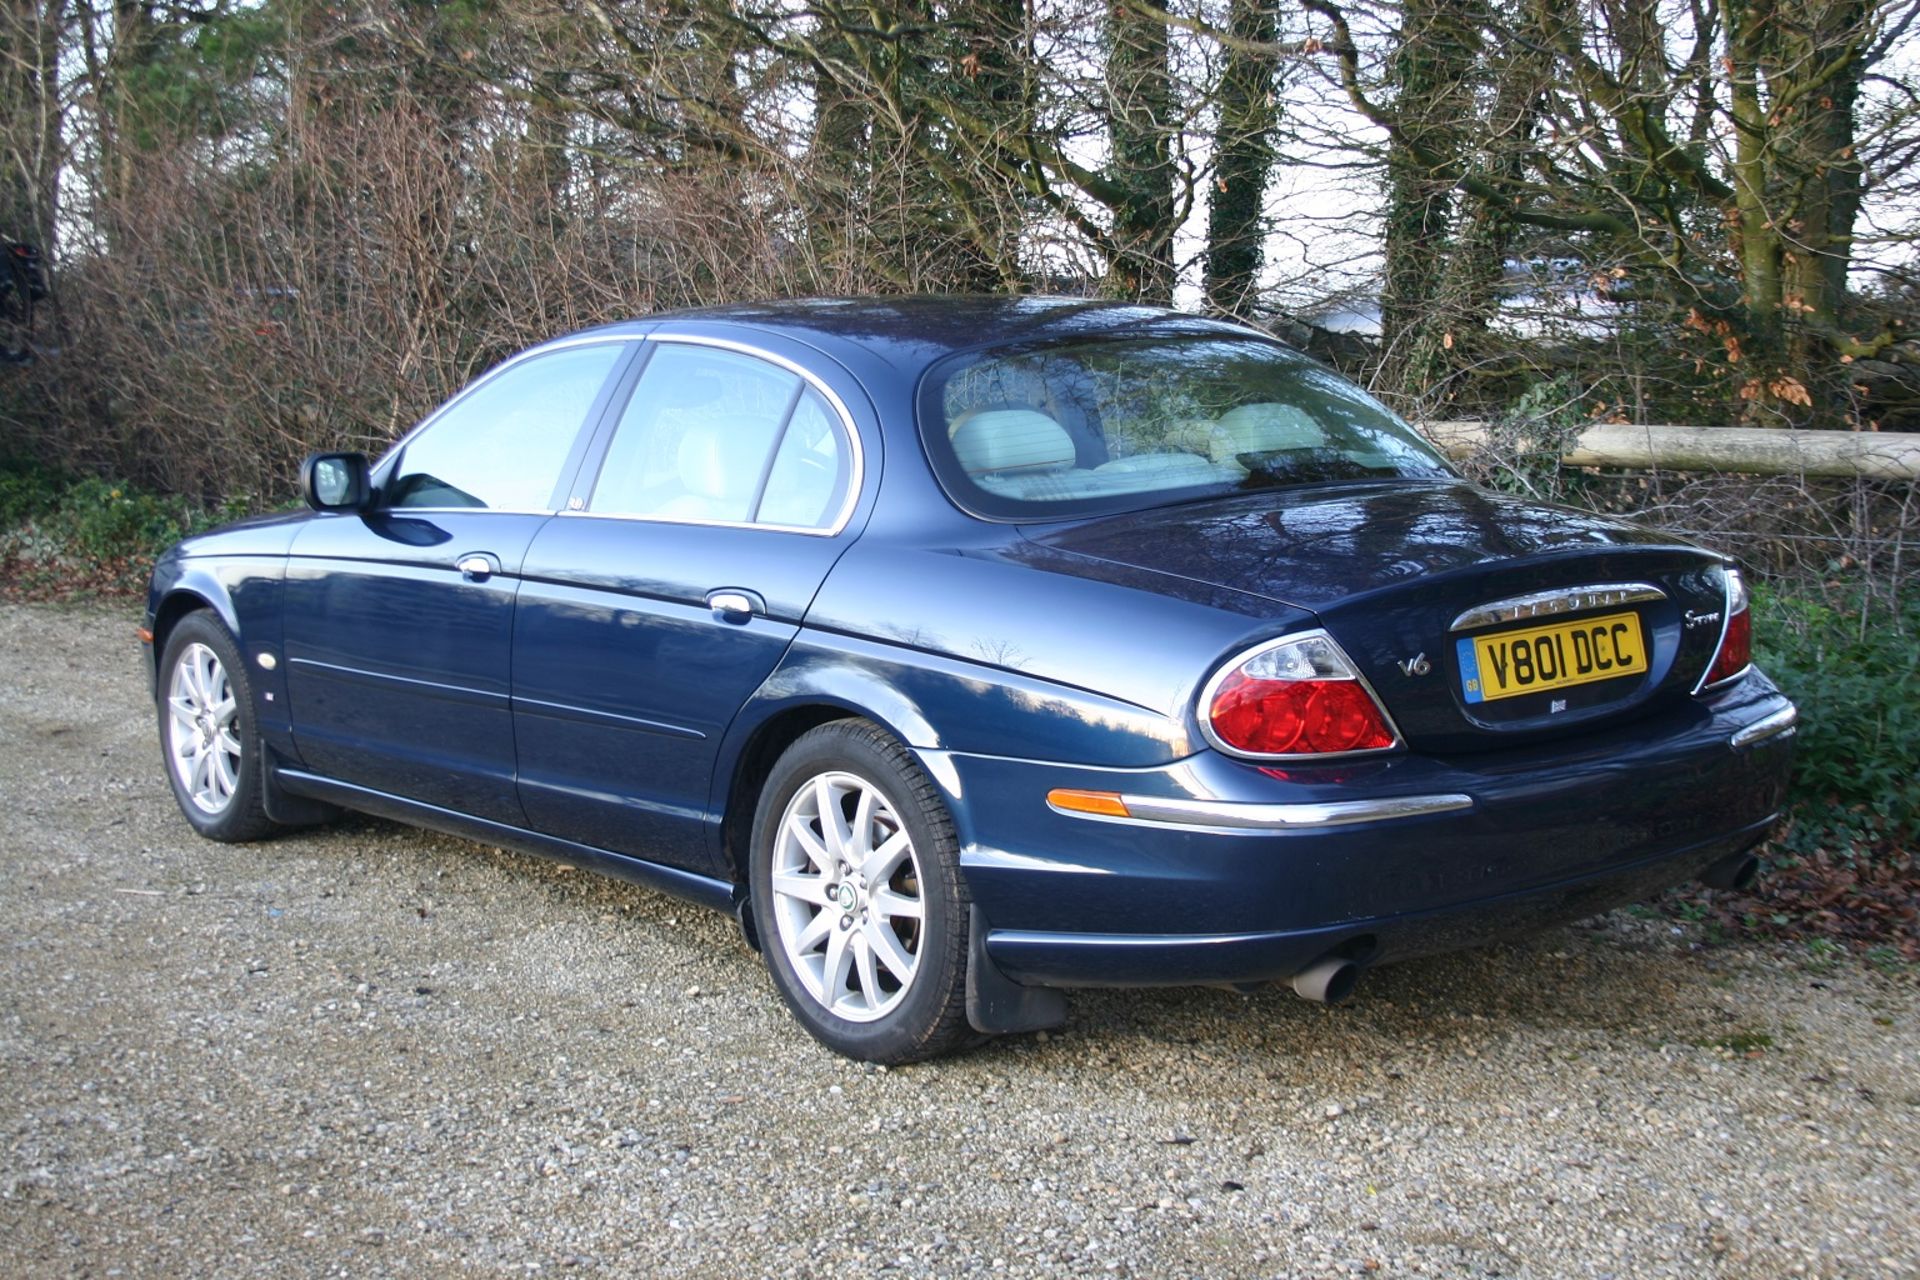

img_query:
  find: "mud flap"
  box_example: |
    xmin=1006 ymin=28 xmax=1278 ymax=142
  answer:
xmin=261 ymin=750 xmax=342 ymax=827
xmin=734 ymin=896 xmax=761 ymax=952
xmin=966 ymin=905 xmax=1067 ymax=1035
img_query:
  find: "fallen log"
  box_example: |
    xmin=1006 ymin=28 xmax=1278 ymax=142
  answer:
xmin=1421 ymin=420 xmax=1920 ymax=481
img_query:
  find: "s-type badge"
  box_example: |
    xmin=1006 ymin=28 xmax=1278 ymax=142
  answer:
xmin=1398 ymin=652 xmax=1432 ymax=677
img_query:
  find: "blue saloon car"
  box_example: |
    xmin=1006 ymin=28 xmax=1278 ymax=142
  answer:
xmin=146 ymin=297 xmax=1797 ymax=1062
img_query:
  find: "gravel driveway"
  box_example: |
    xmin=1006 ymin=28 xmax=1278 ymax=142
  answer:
xmin=2 ymin=602 xmax=1915 ymax=1278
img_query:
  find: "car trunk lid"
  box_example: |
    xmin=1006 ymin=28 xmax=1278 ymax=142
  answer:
xmin=1020 ymin=481 xmax=1733 ymax=752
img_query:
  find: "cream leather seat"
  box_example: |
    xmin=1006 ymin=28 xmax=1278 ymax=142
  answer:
xmin=950 ymin=409 xmax=1086 ymax=499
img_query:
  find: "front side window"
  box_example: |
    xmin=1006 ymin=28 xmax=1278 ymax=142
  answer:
xmin=386 ymin=342 xmax=626 ymax=510
xmin=920 ymin=336 xmax=1453 ymax=519
xmin=589 ymin=343 xmax=852 ymax=530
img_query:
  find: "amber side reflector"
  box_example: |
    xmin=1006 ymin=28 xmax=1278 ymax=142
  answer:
xmin=1046 ymin=789 xmax=1131 ymax=818
xmin=136 ymin=627 xmax=154 ymax=644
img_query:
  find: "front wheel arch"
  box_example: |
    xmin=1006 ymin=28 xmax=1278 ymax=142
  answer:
xmin=150 ymin=588 xmax=233 ymax=683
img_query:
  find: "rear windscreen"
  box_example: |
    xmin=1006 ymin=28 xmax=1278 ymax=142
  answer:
xmin=919 ymin=336 xmax=1453 ymax=519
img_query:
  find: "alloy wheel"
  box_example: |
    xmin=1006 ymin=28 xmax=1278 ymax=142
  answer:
xmin=768 ymin=770 xmax=925 ymax=1022
xmin=166 ymin=641 xmax=242 ymax=814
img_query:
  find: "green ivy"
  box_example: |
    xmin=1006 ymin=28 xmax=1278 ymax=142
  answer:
xmin=0 ymin=465 xmax=255 ymax=596
xmin=1753 ymin=582 xmax=1920 ymax=861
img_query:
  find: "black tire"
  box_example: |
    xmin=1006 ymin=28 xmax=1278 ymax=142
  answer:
xmin=748 ymin=720 xmax=976 ymax=1063
xmin=156 ymin=611 xmax=279 ymax=842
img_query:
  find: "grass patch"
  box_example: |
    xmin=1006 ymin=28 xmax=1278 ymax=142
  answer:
xmin=1698 ymin=1029 xmax=1775 ymax=1054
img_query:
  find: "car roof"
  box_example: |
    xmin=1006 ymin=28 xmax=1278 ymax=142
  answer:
xmin=579 ymin=296 xmax=1267 ymax=369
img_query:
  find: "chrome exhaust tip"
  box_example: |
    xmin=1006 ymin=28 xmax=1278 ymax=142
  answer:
xmin=1698 ymin=850 xmax=1761 ymax=892
xmin=1290 ymin=956 xmax=1361 ymax=1005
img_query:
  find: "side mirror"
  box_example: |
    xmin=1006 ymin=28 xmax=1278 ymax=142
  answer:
xmin=300 ymin=452 xmax=371 ymax=512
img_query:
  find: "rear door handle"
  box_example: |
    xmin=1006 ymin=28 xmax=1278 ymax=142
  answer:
xmin=458 ymin=553 xmax=501 ymax=582
xmin=706 ymin=589 xmax=765 ymax=623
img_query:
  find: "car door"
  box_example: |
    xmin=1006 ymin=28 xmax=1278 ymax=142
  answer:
xmin=283 ymin=339 xmax=636 ymax=822
xmin=510 ymin=336 xmax=866 ymax=874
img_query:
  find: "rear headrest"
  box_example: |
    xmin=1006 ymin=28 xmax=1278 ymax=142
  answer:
xmin=678 ymin=417 xmax=741 ymax=504
xmin=950 ymin=409 xmax=1075 ymax=475
xmin=1205 ymin=403 xmax=1325 ymax=462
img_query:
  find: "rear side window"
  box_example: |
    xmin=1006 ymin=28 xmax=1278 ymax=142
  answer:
xmin=386 ymin=343 xmax=626 ymax=511
xmin=920 ymin=336 xmax=1453 ymax=519
xmin=588 ymin=343 xmax=852 ymax=530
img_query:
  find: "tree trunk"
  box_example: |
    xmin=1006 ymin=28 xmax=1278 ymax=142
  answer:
xmin=1203 ymin=0 xmax=1278 ymax=316
xmin=1104 ymin=0 xmax=1175 ymax=302
xmin=1722 ymin=0 xmax=1873 ymax=425
xmin=0 ymin=0 xmax=62 ymax=254
xmin=1725 ymin=0 xmax=1786 ymax=415
xmin=519 ymin=81 xmax=572 ymax=235
xmin=1430 ymin=18 xmax=1539 ymax=389
xmin=807 ymin=28 xmax=870 ymax=288
xmin=1378 ymin=0 xmax=1477 ymax=402
xmin=1779 ymin=0 xmax=1866 ymax=424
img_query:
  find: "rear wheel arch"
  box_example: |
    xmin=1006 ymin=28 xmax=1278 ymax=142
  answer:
xmin=717 ymin=692 xmax=949 ymax=885
xmin=719 ymin=704 xmax=865 ymax=886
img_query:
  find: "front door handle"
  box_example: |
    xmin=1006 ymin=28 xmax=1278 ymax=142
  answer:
xmin=457 ymin=553 xmax=500 ymax=582
xmin=706 ymin=589 xmax=765 ymax=623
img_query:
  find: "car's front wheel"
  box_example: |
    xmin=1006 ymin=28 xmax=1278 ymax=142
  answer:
xmin=157 ymin=611 xmax=278 ymax=842
xmin=749 ymin=720 xmax=975 ymax=1063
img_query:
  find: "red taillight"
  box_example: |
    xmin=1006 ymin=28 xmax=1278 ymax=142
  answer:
xmin=1204 ymin=632 xmax=1398 ymax=757
xmin=1699 ymin=568 xmax=1753 ymax=691
xmin=1703 ymin=605 xmax=1751 ymax=686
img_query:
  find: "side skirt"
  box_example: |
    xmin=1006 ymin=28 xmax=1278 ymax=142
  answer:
xmin=274 ymin=765 xmax=737 ymax=914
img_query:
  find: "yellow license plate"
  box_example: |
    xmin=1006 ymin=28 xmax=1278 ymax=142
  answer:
xmin=1457 ymin=611 xmax=1648 ymax=704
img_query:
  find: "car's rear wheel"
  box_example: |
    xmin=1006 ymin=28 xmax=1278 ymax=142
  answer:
xmin=158 ymin=611 xmax=277 ymax=842
xmin=749 ymin=720 xmax=974 ymax=1063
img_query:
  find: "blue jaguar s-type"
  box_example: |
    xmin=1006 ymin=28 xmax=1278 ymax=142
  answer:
xmin=146 ymin=297 xmax=1797 ymax=1061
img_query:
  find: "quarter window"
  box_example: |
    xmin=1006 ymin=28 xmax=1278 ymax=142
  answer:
xmin=386 ymin=342 xmax=626 ymax=511
xmin=589 ymin=343 xmax=851 ymax=530
xmin=756 ymin=389 xmax=849 ymax=528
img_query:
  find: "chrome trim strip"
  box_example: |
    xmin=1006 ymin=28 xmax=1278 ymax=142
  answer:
xmin=554 ymin=509 xmax=847 ymax=537
xmin=286 ymin=656 xmax=507 ymax=705
xmin=1730 ymin=704 xmax=1797 ymax=750
xmin=1048 ymin=792 xmax=1474 ymax=834
xmin=1692 ymin=566 xmax=1748 ymax=696
xmin=1195 ymin=628 xmax=1405 ymax=762
xmin=1449 ymin=583 xmax=1667 ymax=633
xmin=1697 ymin=659 xmax=1755 ymax=695
xmin=370 ymin=331 xmax=867 ymax=537
xmin=350 ymin=507 xmax=555 ymax=517
xmin=511 ymin=695 xmax=706 ymax=740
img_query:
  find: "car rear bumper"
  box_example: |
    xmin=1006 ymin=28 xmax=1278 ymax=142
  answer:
xmin=979 ymin=816 xmax=1775 ymax=986
xmin=928 ymin=674 xmax=1796 ymax=989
